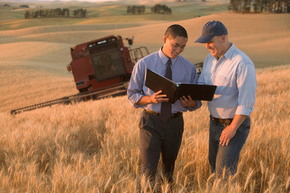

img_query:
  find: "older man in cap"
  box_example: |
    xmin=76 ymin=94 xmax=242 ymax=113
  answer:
xmin=196 ymin=20 xmax=257 ymax=178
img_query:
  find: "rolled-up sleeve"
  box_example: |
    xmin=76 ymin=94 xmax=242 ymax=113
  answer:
xmin=236 ymin=62 xmax=257 ymax=116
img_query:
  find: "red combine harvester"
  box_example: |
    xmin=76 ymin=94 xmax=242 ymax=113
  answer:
xmin=11 ymin=35 xmax=149 ymax=115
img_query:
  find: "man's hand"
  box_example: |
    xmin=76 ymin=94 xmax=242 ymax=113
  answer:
xmin=219 ymin=114 xmax=247 ymax=146
xmin=180 ymin=95 xmax=197 ymax=108
xmin=136 ymin=90 xmax=169 ymax=105
xmin=219 ymin=125 xmax=237 ymax=146
xmin=150 ymin=90 xmax=169 ymax=103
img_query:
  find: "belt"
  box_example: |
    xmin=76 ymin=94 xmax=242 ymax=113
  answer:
xmin=145 ymin=110 xmax=183 ymax=119
xmin=210 ymin=115 xmax=233 ymax=124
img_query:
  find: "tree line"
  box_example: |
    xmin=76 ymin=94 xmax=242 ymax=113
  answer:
xmin=127 ymin=5 xmax=146 ymax=14
xmin=24 ymin=8 xmax=87 ymax=19
xmin=151 ymin=4 xmax=172 ymax=14
xmin=228 ymin=0 xmax=290 ymax=13
xmin=20 ymin=4 xmax=29 ymax=8
xmin=127 ymin=4 xmax=172 ymax=15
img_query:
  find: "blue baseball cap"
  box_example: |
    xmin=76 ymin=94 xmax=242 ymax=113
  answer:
xmin=195 ymin=20 xmax=228 ymax=43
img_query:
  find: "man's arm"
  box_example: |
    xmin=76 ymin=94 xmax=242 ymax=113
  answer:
xmin=127 ymin=60 xmax=147 ymax=107
xmin=220 ymin=61 xmax=257 ymax=146
xmin=128 ymin=59 xmax=170 ymax=107
xmin=219 ymin=114 xmax=247 ymax=146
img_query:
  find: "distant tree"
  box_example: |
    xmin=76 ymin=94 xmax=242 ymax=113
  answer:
xmin=132 ymin=6 xmax=136 ymax=14
xmin=49 ymin=9 xmax=55 ymax=17
xmin=44 ymin=9 xmax=49 ymax=17
xmin=137 ymin=6 xmax=142 ymax=14
xmin=229 ymin=0 xmax=290 ymax=12
xmin=242 ymin=0 xmax=251 ymax=12
xmin=39 ymin=9 xmax=45 ymax=17
xmin=63 ymin=8 xmax=69 ymax=17
xmin=127 ymin=5 xmax=145 ymax=14
xmin=127 ymin=6 xmax=131 ymax=14
xmin=24 ymin=8 xmax=72 ymax=19
xmin=54 ymin=8 xmax=62 ymax=17
xmin=151 ymin=4 xmax=172 ymax=14
xmin=80 ymin=8 xmax=87 ymax=17
xmin=73 ymin=9 xmax=78 ymax=17
xmin=141 ymin=5 xmax=145 ymax=13
xmin=72 ymin=8 xmax=87 ymax=18
xmin=33 ymin=10 xmax=39 ymax=18
xmin=20 ymin=4 xmax=29 ymax=8
xmin=24 ymin=10 xmax=30 ymax=19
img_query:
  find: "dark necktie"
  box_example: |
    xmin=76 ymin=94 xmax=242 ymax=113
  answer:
xmin=160 ymin=59 xmax=172 ymax=122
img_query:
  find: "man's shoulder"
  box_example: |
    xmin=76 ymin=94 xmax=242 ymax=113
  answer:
xmin=231 ymin=46 xmax=253 ymax=64
xmin=140 ymin=50 xmax=159 ymax=62
xmin=134 ymin=50 xmax=160 ymax=70
xmin=177 ymin=55 xmax=195 ymax=66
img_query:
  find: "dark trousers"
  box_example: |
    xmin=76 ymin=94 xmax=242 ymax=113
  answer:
xmin=209 ymin=116 xmax=251 ymax=178
xmin=139 ymin=110 xmax=184 ymax=184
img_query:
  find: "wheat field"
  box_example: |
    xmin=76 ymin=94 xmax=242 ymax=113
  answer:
xmin=0 ymin=65 xmax=289 ymax=192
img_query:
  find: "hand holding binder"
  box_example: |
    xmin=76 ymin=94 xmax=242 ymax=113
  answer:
xmin=145 ymin=69 xmax=217 ymax=104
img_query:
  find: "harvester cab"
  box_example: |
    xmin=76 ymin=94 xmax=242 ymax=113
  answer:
xmin=67 ymin=35 xmax=149 ymax=94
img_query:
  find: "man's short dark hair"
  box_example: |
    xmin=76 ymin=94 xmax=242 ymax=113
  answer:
xmin=165 ymin=24 xmax=188 ymax=39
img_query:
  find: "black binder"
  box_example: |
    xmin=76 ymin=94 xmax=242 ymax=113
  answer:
xmin=145 ymin=69 xmax=217 ymax=104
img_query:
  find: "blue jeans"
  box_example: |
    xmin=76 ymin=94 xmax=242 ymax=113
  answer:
xmin=208 ymin=115 xmax=250 ymax=178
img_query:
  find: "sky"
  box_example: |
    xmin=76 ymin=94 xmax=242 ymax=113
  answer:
xmin=49 ymin=0 xmax=117 ymax=1
xmin=0 ymin=0 xmax=117 ymax=2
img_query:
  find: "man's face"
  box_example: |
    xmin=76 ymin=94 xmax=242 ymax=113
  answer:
xmin=205 ymin=35 xmax=225 ymax=58
xmin=163 ymin=35 xmax=187 ymax=59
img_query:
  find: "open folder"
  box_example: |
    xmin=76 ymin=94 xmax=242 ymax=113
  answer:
xmin=145 ymin=68 xmax=217 ymax=104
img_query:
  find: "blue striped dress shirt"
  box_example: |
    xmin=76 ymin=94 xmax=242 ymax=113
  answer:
xmin=127 ymin=47 xmax=202 ymax=113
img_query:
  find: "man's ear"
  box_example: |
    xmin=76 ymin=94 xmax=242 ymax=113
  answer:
xmin=221 ymin=35 xmax=227 ymax=43
xmin=163 ymin=36 xmax=167 ymax=44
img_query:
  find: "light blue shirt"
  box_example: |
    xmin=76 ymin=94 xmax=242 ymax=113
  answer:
xmin=198 ymin=43 xmax=257 ymax=119
xmin=127 ymin=47 xmax=202 ymax=113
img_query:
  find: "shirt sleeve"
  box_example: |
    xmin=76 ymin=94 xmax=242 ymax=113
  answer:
xmin=235 ymin=62 xmax=257 ymax=116
xmin=127 ymin=59 xmax=146 ymax=108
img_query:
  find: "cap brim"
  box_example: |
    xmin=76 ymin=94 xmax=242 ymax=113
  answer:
xmin=195 ymin=35 xmax=214 ymax=43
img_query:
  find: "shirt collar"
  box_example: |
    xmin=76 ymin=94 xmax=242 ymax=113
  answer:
xmin=223 ymin=42 xmax=235 ymax=60
xmin=159 ymin=47 xmax=177 ymax=65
